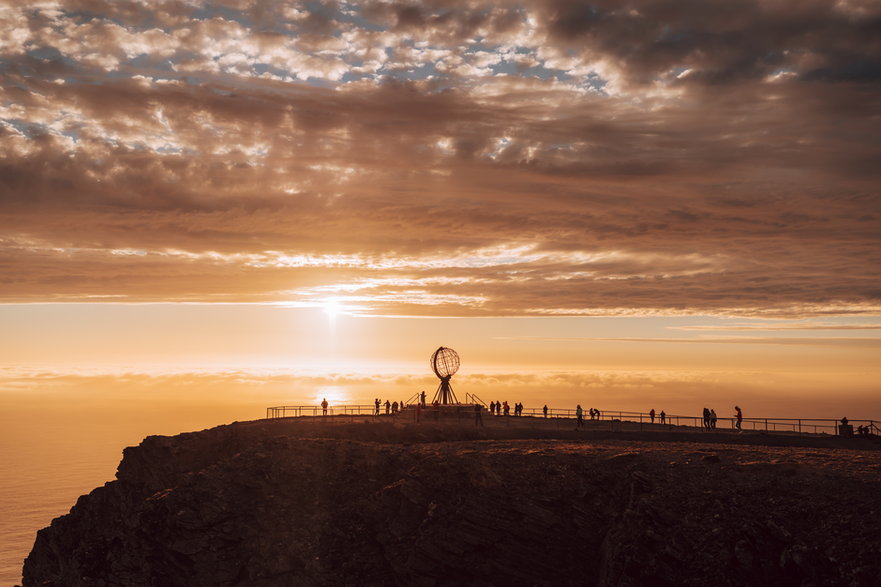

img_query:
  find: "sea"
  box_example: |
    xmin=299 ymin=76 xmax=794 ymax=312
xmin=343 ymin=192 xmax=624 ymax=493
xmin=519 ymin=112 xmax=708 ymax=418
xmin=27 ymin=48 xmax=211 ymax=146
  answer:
xmin=0 ymin=406 xmax=245 ymax=586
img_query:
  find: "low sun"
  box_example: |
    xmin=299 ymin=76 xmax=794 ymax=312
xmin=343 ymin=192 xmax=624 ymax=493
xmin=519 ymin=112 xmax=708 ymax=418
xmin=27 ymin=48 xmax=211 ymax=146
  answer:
xmin=323 ymin=298 xmax=342 ymax=318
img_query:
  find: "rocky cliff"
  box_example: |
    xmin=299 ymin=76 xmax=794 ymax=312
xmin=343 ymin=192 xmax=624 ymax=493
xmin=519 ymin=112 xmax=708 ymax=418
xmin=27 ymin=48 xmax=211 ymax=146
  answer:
xmin=22 ymin=418 xmax=881 ymax=586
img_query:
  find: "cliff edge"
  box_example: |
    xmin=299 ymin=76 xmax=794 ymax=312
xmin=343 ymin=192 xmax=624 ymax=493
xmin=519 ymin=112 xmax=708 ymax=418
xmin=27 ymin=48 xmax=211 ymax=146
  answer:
xmin=22 ymin=418 xmax=881 ymax=586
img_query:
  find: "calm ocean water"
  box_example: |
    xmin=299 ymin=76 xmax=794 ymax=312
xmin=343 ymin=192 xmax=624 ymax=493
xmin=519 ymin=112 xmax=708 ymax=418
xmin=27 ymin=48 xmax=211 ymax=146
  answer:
xmin=0 ymin=447 xmax=118 ymax=586
xmin=0 ymin=422 xmax=123 ymax=586
xmin=0 ymin=407 xmax=240 ymax=586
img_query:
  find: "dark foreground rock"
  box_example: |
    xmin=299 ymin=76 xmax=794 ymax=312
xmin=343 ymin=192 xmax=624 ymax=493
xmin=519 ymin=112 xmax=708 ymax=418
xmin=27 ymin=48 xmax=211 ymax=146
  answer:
xmin=22 ymin=418 xmax=881 ymax=586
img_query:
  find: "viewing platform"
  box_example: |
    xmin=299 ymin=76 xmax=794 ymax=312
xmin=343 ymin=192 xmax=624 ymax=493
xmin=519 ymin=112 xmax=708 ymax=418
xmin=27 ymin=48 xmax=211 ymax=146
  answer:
xmin=265 ymin=402 xmax=880 ymax=439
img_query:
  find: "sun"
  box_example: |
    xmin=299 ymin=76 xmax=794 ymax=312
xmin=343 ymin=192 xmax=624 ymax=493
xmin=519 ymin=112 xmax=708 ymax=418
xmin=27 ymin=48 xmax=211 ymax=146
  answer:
xmin=314 ymin=386 xmax=350 ymax=405
xmin=322 ymin=298 xmax=343 ymax=318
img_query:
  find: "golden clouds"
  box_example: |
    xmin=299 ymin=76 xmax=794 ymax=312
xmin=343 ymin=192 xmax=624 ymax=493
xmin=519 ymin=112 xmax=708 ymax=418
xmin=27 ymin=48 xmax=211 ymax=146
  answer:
xmin=1 ymin=1 xmax=880 ymax=317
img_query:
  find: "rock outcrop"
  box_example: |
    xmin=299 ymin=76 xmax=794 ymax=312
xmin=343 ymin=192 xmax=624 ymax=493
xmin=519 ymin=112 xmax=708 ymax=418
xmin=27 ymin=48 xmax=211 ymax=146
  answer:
xmin=22 ymin=418 xmax=881 ymax=586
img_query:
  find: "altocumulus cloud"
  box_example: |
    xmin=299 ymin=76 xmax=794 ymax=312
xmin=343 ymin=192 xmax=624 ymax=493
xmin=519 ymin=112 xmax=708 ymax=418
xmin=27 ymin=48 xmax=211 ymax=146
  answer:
xmin=1 ymin=0 xmax=880 ymax=317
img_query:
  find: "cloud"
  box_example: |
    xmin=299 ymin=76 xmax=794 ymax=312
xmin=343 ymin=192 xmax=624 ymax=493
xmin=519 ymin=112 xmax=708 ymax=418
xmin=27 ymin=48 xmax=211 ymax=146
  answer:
xmin=492 ymin=335 xmax=881 ymax=347
xmin=669 ymin=322 xmax=881 ymax=331
xmin=2 ymin=366 xmax=878 ymax=419
xmin=1 ymin=1 xmax=880 ymax=317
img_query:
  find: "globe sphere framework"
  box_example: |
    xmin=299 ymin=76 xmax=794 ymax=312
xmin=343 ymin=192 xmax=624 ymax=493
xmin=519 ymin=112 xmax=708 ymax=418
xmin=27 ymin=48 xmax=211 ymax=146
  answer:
xmin=430 ymin=346 xmax=460 ymax=380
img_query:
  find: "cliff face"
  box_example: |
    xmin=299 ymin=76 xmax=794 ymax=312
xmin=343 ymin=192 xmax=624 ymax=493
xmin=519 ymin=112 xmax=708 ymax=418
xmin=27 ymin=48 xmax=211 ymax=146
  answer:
xmin=22 ymin=419 xmax=881 ymax=586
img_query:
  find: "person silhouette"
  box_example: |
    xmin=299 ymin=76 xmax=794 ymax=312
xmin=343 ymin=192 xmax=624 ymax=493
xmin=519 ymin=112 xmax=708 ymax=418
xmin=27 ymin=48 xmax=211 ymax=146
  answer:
xmin=649 ymin=408 xmax=655 ymax=423
xmin=543 ymin=404 xmax=548 ymax=418
xmin=576 ymin=404 xmax=584 ymax=428
xmin=734 ymin=406 xmax=743 ymax=431
xmin=321 ymin=397 xmax=328 ymax=416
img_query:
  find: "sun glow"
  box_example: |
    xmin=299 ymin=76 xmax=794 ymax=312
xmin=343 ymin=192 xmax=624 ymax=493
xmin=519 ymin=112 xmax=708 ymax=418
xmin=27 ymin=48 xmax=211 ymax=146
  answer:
xmin=314 ymin=386 xmax=350 ymax=405
xmin=323 ymin=298 xmax=343 ymax=318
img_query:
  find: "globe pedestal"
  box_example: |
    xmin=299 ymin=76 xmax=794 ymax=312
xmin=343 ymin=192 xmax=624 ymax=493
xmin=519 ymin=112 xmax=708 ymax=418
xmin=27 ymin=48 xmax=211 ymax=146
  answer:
xmin=434 ymin=375 xmax=457 ymax=405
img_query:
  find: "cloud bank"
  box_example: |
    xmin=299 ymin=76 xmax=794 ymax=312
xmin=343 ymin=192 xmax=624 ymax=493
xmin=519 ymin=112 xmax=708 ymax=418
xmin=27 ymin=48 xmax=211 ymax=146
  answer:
xmin=2 ymin=0 xmax=880 ymax=317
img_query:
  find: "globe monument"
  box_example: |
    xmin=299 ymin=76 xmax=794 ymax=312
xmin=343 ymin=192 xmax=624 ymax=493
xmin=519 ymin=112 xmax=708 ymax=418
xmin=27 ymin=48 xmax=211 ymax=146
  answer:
xmin=430 ymin=346 xmax=460 ymax=405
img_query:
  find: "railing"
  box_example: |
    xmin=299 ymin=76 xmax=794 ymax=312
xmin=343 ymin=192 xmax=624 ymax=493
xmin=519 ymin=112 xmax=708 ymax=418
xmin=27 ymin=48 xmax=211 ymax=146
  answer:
xmin=266 ymin=405 xmax=378 ymax=418
xmin=464 ymin=393 xmax=488 ymax=407
xmin=265 ymin=404 xmax=878 ymax=437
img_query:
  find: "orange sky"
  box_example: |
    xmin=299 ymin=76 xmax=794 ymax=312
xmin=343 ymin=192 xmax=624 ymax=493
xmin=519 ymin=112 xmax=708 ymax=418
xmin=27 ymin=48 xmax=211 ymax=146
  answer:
xmin=1 ymin=0 xmax=880 ymax=420
xmin=1 ymin=304 xmax=879 ymax=419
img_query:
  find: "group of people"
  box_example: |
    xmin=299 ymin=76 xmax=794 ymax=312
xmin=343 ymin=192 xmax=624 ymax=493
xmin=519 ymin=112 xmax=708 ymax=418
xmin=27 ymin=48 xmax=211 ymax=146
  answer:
xmin=374 ymin=398 xmax=407 ymax=415
xmin=701 ymin=406 xmax=743 ymax=430
xmin=648 ymin=408 xmax=666 ymax=424
xmin=487 ymin=401 xmax=525 ymax=416
xmin=842 ymin=417 xmax=874 ymax=436
xmin=701 ymin=407 xmax=719 ymax=429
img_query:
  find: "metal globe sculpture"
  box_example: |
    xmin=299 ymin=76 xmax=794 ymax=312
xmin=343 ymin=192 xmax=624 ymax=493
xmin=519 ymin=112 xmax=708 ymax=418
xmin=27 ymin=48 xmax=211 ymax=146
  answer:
xmin=430 ymin=346 xmax=460 ymax=404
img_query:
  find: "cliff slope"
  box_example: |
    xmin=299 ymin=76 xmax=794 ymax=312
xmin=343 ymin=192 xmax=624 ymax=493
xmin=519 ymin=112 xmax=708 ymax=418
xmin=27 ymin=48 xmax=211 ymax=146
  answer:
xmin=22 ymin=418 xmax=881 ymax=586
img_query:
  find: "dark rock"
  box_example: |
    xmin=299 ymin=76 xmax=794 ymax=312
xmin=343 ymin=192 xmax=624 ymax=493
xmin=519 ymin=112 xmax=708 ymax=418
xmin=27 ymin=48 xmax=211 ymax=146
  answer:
xmin=20 ymin=418 xmax=881 ymax=587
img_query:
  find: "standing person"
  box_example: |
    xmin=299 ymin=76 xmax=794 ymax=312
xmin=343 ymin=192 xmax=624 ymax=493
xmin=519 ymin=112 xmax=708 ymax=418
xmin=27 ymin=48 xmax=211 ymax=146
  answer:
xmin=660 ymin=410 xmax=666 ymax=424
xmin=734 ymin=406 xmax=743 ymax=431
xmin=474 ymin=403 xmax=483 ymax=427
xmin=649 ymin=408 xmax=655 ymax=423
xmin=392 ymin=401 xmax=398 ymax=413
xmin=503 ymin=401 xmax=510 ymax=416
xmin=420 ymin=390 xmax=426 ymax=407
xmin=710 ymin=409 xmax=717 ymax=429
xmin=576 ymin=404 xmax=584 ymax=428
xmin=702 ymin=407 xmax=710 ymax=430
xmin=374 ymin=398 xmax=380 ymax=416
xmin=543 ymin=404 xmax=548 ymax=418
xmin=385 ymin=399 xmax=391 ymax=415
xmin=489 ymin=401 xmax=495 ymax=415
xmin=321 ymin=397 xmax=328 ymax=416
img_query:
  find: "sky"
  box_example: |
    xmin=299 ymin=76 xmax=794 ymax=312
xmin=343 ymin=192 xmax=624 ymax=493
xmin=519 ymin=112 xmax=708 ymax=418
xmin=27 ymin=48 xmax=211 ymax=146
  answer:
xmin=1 ymin=0 xmax=880 ymax=419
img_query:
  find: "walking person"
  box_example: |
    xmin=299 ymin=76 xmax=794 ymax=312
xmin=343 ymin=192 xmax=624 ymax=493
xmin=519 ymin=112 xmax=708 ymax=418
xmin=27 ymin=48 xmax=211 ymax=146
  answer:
xmin=660 ymin=410 xmax=666 ymax=425
xmin=734 ymin=406 xmax=743 ymax=431
xmin=649 ymin=408 xmax=655 ymax=423
xmin=576 ymin=404 xmax=584 ymax=429
xmin=374 ymin=398 xmax=380 ymax=416
xmin=710 ymin=409 xmax=717 ymax=429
